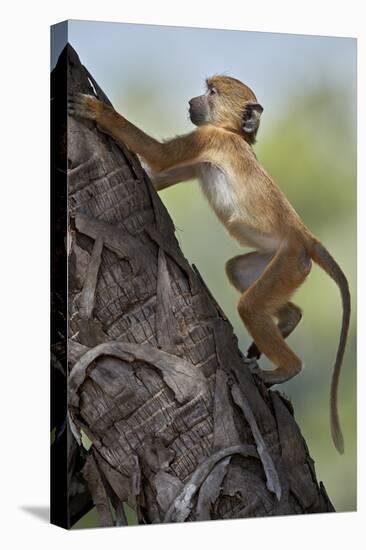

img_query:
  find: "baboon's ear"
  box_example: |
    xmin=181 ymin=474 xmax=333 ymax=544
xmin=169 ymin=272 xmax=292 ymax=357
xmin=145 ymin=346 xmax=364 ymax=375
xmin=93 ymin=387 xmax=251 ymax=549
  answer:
xmin=241 ymin=102 xmax=263 ymax=141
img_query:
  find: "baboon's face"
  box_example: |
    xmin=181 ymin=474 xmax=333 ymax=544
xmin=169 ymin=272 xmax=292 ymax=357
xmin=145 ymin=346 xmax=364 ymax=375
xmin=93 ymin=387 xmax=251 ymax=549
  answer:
xmin=188 ymin=86 xmax=217 ymax=126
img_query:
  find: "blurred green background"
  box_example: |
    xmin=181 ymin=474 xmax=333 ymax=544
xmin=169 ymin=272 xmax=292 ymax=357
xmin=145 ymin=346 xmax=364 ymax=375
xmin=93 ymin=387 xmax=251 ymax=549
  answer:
xmin=65 ymin=21 xmax=356 ymax=523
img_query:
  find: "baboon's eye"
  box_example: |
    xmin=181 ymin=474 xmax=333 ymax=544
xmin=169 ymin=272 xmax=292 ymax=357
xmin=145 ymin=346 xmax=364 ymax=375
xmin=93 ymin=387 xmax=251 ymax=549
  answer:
xmin=209 ymin=87 xmax=218 ymax=96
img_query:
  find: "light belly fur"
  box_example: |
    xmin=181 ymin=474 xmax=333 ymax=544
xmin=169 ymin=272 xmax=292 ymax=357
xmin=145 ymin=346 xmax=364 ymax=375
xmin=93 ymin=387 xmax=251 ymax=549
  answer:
xmin=199 ymin=163 xmax=280 ymax=252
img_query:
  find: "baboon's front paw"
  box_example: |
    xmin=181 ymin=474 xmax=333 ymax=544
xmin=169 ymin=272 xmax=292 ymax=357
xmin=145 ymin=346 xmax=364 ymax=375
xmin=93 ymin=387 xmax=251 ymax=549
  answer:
xmin=68 ymin=93 xmax=101 ymax=120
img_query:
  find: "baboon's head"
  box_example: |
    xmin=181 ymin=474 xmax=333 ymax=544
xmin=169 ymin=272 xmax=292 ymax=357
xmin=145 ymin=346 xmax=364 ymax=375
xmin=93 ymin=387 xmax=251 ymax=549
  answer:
xmin=189 ymin=75 xmax=263 ymax=143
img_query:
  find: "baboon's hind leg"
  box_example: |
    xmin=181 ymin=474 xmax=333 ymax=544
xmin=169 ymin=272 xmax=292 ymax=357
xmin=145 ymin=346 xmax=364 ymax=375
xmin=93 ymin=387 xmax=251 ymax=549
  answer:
xmin=247 ymin=301 xmax=303 ymax=359
xmin=226 ymin=252 xmax=303 ymax=359
xmin=236 ymin=244 xmax=311 ymax=385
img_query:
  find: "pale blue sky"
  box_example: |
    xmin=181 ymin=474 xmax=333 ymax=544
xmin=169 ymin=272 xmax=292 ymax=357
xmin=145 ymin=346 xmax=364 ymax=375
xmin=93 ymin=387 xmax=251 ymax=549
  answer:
xmin=52 ymin=20 xmax=356 ymax=137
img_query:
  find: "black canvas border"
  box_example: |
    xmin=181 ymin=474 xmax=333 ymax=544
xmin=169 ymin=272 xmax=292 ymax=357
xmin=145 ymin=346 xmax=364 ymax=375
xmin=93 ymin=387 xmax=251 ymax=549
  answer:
xmin=50 ymin=21 xmax=69 ymax=529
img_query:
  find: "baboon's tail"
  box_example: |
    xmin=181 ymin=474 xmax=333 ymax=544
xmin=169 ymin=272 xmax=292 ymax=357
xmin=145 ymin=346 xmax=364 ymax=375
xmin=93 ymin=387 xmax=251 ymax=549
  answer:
xmin=308 ymin=238 xmax=351 ymax=454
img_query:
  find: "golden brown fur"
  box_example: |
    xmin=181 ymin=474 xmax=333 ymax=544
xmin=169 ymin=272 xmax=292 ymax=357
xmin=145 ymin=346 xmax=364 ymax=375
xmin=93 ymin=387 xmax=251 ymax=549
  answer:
xmin=69 ymin=75 xmax=350 ymax=453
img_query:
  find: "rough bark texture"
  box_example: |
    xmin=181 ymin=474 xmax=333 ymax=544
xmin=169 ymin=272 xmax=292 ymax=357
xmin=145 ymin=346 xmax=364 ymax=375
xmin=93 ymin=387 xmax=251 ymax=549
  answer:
xmin=63 ymin=44 xmax=334 ymax=527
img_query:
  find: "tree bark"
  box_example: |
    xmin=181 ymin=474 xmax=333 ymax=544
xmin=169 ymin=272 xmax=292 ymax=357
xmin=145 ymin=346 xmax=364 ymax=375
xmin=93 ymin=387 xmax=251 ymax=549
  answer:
xmin=58 ymin=44 xmax=335 ymax=527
